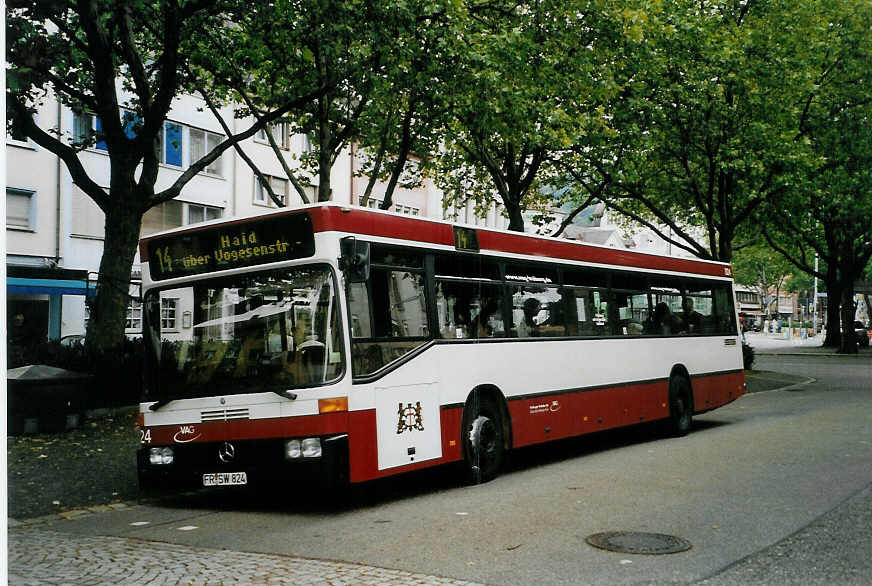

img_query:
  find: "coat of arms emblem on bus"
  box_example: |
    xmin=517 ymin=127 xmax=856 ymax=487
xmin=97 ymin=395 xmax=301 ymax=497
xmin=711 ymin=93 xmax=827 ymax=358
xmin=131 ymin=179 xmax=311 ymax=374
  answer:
xmin=397 ymin=402 xmax=425 ymax=434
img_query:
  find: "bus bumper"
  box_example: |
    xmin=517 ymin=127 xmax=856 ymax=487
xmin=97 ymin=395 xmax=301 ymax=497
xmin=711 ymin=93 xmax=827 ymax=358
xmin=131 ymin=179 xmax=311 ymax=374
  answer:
xmin=137 ymin=434 xmax=349 ymax=492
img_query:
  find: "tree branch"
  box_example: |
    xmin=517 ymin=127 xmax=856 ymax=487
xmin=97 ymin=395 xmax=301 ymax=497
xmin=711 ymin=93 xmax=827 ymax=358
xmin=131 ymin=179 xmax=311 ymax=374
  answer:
xmin=195 ymin=84 xmax=286 ymax=207
xmin=153 ymin=85 xmax=331 ymax=205
xmin=8 ymin=93 xmax=110 ymax=211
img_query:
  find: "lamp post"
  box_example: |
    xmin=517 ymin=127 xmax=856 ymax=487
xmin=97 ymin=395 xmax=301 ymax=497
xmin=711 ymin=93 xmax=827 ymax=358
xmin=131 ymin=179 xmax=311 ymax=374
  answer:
xmin=812 ymin=254 xmax=819 ymax=336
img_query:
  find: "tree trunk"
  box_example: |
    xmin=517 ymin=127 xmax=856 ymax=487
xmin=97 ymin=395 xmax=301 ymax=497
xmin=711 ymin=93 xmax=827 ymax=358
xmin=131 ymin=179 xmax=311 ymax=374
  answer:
xmin=504 ymin=196 xmax=525 ymax=232
xmin=823 ymin=279 xmax=842 ymax=348
xmin=838 ymin=283 xmax=858 ymax=354
xmin=317 ymin=91 xmax=332 ymax=202
xmin=85 ymin=201 xmax=142 ymax=358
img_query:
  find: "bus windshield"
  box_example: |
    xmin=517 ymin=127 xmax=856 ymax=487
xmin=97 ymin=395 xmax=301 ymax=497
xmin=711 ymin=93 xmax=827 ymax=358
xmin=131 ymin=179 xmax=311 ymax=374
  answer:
xmin=143 ymin=265 xmax=344 ymax=403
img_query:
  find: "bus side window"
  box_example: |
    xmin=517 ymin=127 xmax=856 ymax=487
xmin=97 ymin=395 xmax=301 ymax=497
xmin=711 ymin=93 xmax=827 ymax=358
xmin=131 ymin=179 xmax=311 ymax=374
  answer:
xmin=563 ymin=288 xmax=609 ymax=336
xmin=436 ymin=281 xmax=504 ymax=339
xmin=613 ymin=291 xmax=648 ymax=336
xmin=713 ymin=284 xmax=738 ymax=335
xmin=347 ymin=281 xmax=372 ymax=338
xmin=510 ymin=286 xmax=564 ymax=338
xmin=351 ymin=269 xmax=429 ymax=377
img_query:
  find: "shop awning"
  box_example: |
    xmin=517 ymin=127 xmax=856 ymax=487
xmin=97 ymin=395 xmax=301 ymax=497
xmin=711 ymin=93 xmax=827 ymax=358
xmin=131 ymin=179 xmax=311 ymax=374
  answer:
xmin=6 ymin=266 xmax=93 ymax=297
xmin=7 ymin=277 xmax=93 ymax=296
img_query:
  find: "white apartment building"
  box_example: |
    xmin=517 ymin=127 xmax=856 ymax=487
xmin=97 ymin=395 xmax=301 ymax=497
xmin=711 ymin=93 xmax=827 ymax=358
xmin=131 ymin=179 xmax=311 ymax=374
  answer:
xmin=5 ymin=89 xmax=460 ymax=345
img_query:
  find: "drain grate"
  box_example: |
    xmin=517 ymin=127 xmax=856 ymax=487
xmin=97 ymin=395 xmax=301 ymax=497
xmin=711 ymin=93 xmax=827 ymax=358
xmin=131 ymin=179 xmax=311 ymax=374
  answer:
xmin=585 ymin=531 xmax=692 ymax=555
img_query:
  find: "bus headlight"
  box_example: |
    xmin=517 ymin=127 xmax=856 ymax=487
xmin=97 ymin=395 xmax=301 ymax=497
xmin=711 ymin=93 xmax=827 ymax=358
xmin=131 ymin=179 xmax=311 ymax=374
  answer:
xmin=285 ymin=439 xmax=302 ymax=460
xmin=149 ymin=447 xmax=174 ymax=465
xmin=285 ymin=438 xmax=322 ymax=459
xmin=301 ymin=438 xmax=322 ymax=458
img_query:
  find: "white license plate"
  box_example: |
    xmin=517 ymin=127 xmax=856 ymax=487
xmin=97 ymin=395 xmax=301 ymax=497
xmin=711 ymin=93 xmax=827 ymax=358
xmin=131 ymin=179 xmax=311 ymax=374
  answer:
xmin=202 ymin=472 xmax=247 ymax=487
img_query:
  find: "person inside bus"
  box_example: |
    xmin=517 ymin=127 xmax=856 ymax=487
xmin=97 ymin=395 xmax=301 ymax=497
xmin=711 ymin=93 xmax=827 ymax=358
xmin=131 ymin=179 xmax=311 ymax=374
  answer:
xmin=451 ymin=296 xmax=472 ymax=338
xmin=471 ymin=295 xmax=500 ymax=338
xmin=516 ymin=297 xmax=541 ymax=338
xmin=647 ymin=302 xmax=679 ymax=335
xmin=681 ymin=297 xmax=703 ymax=333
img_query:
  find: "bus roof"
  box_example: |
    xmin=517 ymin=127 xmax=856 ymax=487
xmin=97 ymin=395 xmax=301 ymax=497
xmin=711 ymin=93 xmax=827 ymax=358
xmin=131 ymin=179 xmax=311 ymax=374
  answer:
xmin=139 ymin=203 xmax=733 ymax=280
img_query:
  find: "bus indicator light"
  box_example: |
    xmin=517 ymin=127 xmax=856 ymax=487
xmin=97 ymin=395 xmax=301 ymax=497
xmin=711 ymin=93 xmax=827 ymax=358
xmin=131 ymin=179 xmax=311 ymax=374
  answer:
xmin=318 ymin=397 xmax=348 ymax=413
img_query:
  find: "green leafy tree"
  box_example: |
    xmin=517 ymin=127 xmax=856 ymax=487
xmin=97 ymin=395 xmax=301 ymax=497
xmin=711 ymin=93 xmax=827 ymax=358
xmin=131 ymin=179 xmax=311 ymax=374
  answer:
xmin=567 ymin=0 xmax=821 ymax=262
xmin=732 ymin=245 xmax=794 ymax=319
xmin=355 ymin=1 xmax=464 ymax=210
xmin=6 ymin=1 xmax=333 ymax=359
xmin=437 ymin=0 xmax=623 ymax=231
xmin=761 ymin=0 xmax=872 ymax=352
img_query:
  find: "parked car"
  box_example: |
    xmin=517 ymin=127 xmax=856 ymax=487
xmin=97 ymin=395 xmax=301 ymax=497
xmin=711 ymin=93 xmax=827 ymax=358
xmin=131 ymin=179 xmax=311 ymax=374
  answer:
xmin=854 ymin=321 xmax=870 ymax=348
xmin=59 ymin=334 xmax=85 ymax=347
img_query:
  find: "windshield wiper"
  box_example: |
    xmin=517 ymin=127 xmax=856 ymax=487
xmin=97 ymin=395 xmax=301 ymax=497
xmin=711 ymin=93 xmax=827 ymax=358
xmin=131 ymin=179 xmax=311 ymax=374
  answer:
xmin=271 ymin=388 xmax=298 ymax=401
xmin=148 ymin=398 xmax=173 ymax=411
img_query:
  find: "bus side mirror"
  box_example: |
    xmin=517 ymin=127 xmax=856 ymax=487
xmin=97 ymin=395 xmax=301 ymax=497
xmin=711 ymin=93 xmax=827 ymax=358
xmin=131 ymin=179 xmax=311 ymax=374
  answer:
xmin=339 ymin=237 xmax=370 ymax=283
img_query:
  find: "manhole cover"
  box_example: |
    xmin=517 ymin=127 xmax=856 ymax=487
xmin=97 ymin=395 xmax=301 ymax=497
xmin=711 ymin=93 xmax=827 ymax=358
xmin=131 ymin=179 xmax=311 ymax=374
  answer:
xmin=585 ymin=531 xmax=692 ymax=555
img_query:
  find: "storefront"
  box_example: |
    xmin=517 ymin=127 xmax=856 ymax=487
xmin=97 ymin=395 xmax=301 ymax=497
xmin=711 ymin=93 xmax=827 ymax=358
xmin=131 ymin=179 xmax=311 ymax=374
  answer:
xmin=6 ymin=265 xmax=92 ymax=346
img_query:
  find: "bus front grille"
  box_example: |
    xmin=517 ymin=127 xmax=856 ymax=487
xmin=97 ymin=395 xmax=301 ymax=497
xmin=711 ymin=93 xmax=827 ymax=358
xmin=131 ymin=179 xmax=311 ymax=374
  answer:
xmin=201 ymin=408 xmax=250 ymax=422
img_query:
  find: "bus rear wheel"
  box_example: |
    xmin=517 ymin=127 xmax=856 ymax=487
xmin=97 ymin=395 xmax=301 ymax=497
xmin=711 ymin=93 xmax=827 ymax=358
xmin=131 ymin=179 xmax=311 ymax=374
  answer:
xmin=464 ymin=399 xmax=505 ymax=484
xmin=667 ymin=375 xmax=693 ymax=437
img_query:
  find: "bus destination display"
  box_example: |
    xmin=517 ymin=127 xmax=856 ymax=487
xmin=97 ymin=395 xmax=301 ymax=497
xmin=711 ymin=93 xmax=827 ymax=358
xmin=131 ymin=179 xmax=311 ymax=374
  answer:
xmin=146 ymin=213 xmax=315 ymax=280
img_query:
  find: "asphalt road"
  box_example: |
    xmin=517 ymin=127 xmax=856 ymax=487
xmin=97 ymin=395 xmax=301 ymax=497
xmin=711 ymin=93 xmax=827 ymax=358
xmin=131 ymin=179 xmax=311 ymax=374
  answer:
xmin=17 ymin=352 xmax=870 ymax=585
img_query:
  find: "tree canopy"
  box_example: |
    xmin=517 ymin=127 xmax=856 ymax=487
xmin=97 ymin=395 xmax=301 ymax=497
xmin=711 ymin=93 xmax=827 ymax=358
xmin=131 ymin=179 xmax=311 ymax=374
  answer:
xmin=436 ymin=0 xmax=624 ymax=231
xmin=8 ymin=0 xmax=872 ymax=357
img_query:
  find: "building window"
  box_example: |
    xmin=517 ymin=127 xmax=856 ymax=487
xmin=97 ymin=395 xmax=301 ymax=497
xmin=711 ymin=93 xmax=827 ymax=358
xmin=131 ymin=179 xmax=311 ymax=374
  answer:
xmin=72 ymin=112 xmax=92 ymax=145
xmin=357 ymin=196 xmax=380 ymax=209
xmin=254 ymin=175 xmax=288 ymax=207
xmin=394 ymin=204 xmax=420 ymax=216
xmin=187 ymin=203 xmax=222 ymax=224
xmin=190 ymin=128 xmax=223 ymax=176
xmin=256 ymin=122 xmax=290 ymax=149
xmin=6 ymin=188 xmax=36 ymax=230
xmin=122 ymin=110 xmax=141 ymax=139
xmin=161 ymin=298 xmax=178 ymax=330
xmin=72 ymin=112 xmax=107 ymax=151
xmin=126 ymin=298 xmax=143 ymax=330
xmin=162 ymin=122 xmax=183 ymax=167
xmin=301 ymin=133 xmax=315 ymax=153
xmin=141 ymin=200 xmax=184 ymax=236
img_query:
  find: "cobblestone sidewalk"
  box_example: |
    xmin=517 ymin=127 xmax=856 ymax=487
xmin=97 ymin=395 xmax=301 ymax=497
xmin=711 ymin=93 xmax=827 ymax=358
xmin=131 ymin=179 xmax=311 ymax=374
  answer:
xmin=8 ymin=526 xmax=483 ymax=586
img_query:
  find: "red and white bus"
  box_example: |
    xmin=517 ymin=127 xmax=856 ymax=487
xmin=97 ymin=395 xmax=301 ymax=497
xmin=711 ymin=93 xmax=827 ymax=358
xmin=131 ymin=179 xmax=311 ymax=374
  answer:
xmin=137 ymin=204 xmax=744 ymax=490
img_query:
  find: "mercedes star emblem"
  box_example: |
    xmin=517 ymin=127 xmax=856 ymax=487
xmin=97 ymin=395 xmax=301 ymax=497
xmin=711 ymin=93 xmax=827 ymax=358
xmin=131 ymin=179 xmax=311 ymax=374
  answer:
xmin=217 ymin=441 xmax=236 ymax=463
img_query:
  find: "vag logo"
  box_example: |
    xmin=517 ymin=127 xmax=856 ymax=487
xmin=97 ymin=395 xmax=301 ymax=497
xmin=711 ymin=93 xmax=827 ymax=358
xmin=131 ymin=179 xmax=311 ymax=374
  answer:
xmin=173 ymin=425 xmax=202 ymax=443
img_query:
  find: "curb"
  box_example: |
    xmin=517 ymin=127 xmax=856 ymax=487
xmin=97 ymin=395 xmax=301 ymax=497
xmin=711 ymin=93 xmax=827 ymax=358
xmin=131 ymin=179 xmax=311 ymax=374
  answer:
xmin=8 ymin=502 xmax=137 ymax=529
xmin=754 ymin=352 xmax=843 ymax=357
xmin=744 ymin=372 xmax=817 ymax=394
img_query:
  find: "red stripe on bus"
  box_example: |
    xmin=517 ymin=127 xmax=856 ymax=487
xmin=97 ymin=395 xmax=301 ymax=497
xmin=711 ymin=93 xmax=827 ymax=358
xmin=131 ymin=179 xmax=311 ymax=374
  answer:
xmin=347 ymin=406 xmax=465 ymax=483
xmin=142 ymin=411 xmax=348 ymax=445
xmin=309 ymin=206 xmax=455 ymax=247
xmin=691 ymin=370 xmax=746 ymax=412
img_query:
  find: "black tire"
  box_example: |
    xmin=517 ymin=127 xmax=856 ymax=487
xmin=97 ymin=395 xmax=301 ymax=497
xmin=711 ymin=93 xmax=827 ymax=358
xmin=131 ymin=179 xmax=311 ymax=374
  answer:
xmin=667 ymin=375 xmax=693 ymax=437
xmin=463 ymin=398 xmax=505 ymax=484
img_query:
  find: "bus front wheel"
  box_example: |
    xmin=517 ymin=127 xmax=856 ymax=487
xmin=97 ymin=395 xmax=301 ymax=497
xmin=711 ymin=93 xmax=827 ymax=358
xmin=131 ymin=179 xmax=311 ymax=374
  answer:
xmin=667 ymin=375 xmax=693 ymax=437
xmin=464 ymin=399 xmax=505 ymax=484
